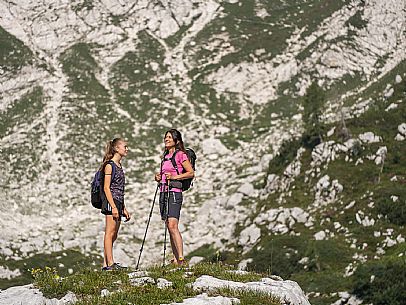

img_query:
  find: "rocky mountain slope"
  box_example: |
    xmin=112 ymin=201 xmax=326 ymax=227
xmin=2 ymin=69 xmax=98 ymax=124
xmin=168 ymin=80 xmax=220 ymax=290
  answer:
xmin=0 ymin=0 xmax=405 ymax=304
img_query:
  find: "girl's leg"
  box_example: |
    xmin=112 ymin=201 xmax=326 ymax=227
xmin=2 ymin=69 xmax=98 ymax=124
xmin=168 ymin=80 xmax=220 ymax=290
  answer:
xmin=103 ymin=215 xmax=119 ymax=267
xmin=167 ymin=218 xmax=183 ymax=261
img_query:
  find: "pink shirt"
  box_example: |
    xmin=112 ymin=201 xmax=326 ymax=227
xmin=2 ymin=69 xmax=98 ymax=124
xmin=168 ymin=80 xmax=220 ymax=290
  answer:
xmin=160 ymin=150 xmax=188 ymax=192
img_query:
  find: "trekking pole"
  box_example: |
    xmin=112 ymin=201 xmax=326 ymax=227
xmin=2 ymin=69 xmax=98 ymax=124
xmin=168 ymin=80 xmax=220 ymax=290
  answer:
xmin=162 ymin=179 xmax=170 ymax=267
xmin=136 ymin=184 xmax=159 ymax=270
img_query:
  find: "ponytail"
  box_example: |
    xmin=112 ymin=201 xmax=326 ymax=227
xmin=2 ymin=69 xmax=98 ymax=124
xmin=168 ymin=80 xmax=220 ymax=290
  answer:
xmin=100 ymin=138 xmax=124 ymax=170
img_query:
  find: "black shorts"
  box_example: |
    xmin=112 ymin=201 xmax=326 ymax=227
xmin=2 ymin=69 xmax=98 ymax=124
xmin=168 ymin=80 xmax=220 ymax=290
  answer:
xmin=159 ymin=191 xmax=183 ymax=220
xmin=101 ymin=197 xmax=124 ymax=220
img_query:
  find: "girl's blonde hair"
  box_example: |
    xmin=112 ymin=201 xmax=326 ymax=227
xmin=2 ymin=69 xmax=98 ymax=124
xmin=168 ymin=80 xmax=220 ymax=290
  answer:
xmin=101 ymin=138 xmax=125 ymax=170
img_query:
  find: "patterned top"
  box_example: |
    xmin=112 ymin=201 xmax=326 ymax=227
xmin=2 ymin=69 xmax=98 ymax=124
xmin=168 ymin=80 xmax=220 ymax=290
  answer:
xmin=110 ymin=162 xmax=125 ymax=203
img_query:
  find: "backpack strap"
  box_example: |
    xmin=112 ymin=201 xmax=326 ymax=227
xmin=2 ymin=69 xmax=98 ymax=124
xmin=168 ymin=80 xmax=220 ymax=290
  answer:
xmin=107 ymin=160 xmax=116 ymax=183
xmin=162 ymin=150 xmax=181 ymax=175
xmin=170 ymin=150 xmax=180 ymax=175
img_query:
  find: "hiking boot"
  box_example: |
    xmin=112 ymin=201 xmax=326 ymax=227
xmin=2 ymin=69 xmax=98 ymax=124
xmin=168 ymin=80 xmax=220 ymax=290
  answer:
xmin=101 ymin=266 xmax=113 ymax=271
xmin=112 ymin=262 xmax=128 ymax=270
xmin=177 ymin=258 xmax=188 ymax=267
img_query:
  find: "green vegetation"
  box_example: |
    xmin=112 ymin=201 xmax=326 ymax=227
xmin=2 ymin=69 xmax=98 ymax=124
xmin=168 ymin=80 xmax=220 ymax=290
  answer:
xmin=0 ymin=26 xmax=33 ymax=74
xmin=302 ymin=82 xmax=326 ymax=148
xmin=71 ymin=0 xmax=94 ymax=13
xmin=375 ymin=184 xmax=406 ymax=225
xmin=59 ymin=42 xmax=123 ymax=181
xmin=109 ymin=30 xmax=169 ymax=122
xmin=0 ymin=86 xmax=44 ymax=138
xmin=31 ymin=263 xmax=280 ymax=305
xmin=352 ymin=257 xmax=406 ymax=305
xmin=266 ymin=138 xmax=302 ymax=176
xmin=0 ymin=249 xmax=100 ymax=290
xmin=241 ymin=63 xmax=405 ymax=305
xmin=0 ymin=87 xmax=47 ymax=181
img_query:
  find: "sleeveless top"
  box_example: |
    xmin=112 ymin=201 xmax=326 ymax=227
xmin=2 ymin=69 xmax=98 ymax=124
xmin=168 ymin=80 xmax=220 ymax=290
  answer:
xmin=109 ymin=162 xmax=125 ymax=203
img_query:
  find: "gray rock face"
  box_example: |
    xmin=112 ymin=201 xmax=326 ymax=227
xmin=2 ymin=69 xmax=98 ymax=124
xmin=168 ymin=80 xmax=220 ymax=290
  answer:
xmin=202 ymin=138 xmax=230 ymax=155
xmin=0 ymin=284 xmax=76 ymax=305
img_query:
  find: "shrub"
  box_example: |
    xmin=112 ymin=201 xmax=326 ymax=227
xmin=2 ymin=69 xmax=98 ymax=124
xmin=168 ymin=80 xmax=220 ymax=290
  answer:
xmin=302 ymin=82 xmax=326 ymax=148
xmin=247 ymin=235 xmax=307 ymax=279
xmin=266 ymin=139 xmax=302 ymax=176
xmin=375 ymin=184 xmax=406 ymax=225
xmin=352 ymin=258 xmax=406 ymax=305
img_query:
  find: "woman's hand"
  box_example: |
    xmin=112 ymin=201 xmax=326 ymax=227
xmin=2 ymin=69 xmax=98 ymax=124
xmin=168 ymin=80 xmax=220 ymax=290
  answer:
xmin=112 ymin=207 xmax=119 ymax=220
xmin=123 ymin=208 xmax=131 ymax=222
xmin=155 ymin=173 xmax=161 ymax=182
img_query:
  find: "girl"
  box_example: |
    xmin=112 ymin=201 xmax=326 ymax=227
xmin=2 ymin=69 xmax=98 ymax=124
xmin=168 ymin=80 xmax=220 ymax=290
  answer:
xmin=155 ymin=129 xmax=194 ymax=266
xmin=101 ymin=138 xmax=131 ymax=271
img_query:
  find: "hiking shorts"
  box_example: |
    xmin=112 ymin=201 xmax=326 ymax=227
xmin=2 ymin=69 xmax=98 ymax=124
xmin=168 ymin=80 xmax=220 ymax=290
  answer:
xmin=101 ymin=197 xmax=124 ymax=220
xmin=159 ymin=191 xmax=183 ymax=220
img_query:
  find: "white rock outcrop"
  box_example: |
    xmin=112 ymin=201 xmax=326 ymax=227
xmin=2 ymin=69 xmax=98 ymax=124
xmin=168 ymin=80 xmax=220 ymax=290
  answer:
xmin=192 ymin=275 xmax=310 ymax=305
xmin=358 ymin=132 xmax=381 ymax=143
xmin=162 ymin=293 xmax=239 ymax=305
xmin=0 ymin=284 xmax=76 ymax=305
xmin=202 ymin=138 xmax=230 ymax=155
xmin=395 ymin=123 xmax=406 ymax=141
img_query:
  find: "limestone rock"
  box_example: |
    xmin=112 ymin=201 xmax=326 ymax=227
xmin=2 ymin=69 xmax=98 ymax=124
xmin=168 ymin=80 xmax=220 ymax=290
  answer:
xmin=130 ymin=276 xmax=155 ymax=286
xmin=189 ymin=256 xmax=205 ymax=266
xmin=162 ymin=293 xmax=239 ymax=305
xmin=239 ymin=224 xmax=261 ymax=252
xmin=395 ymin=123 xmax=406 ymax=141
xmin=192 ymin=275 xmax=310 ymax=305
xmin=157 ymin=278 xmax=173 ymax=289
xmin=0 ymin=284 xmax=76 ymax=305
xmin=237 ymin=183 xmax=255 ymax=197
xmin=358 ymin=132 xmax=381 ymax=143
xmin=202 ymin=138 xmax=229 ymax=155
xmin=0 ymin=266 xmax=21 ymax=280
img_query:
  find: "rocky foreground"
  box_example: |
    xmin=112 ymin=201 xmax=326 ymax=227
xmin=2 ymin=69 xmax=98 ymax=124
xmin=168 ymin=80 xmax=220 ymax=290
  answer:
xmin=0 ymin=267 xmax=310 ymax=305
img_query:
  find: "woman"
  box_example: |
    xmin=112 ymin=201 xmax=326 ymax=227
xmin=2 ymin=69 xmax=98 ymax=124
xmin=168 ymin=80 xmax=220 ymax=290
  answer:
xmin=155 ymin=129 xmax=194 ymax=266
xmin=101 ymin=138 xmax=131 ymax=270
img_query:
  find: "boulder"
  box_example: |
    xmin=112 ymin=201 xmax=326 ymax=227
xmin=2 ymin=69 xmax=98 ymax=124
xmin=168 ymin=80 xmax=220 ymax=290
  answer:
xmin=0 ymin=284 xmax=76 ymax=305
xmin=192 ymin=275 xmax=310 ymax=305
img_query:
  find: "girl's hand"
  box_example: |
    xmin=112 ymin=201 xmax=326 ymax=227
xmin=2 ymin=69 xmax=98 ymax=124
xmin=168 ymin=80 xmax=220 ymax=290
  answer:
xmin=112 ymin=207 xmax=119 ymax=220
xmin=123 ymin=208 xmax=131 ymax=222
xmin=155 ymin=173 xmax=161 ymax=182
xmin=164 ymin=173 xmax=172 ymax=180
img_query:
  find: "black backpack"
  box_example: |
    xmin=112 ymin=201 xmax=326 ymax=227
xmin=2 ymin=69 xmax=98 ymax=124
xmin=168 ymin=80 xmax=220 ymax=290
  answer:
xmin=90 ymin=161 xmax=116 ymax=209
xmin=168 ymin=148 xmax=196 ymax=191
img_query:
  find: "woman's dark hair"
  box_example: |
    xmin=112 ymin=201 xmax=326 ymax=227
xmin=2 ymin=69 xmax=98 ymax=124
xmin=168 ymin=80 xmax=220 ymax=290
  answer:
xmin=164 ymin=129 xmax=186 ymax=154
xmin=100 ymin=137 xmax=125 ymax=170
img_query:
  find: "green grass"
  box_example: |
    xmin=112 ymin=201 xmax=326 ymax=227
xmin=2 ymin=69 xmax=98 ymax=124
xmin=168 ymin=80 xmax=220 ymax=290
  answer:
xmin=0 ymin=26 xmax=33 ymax=75
xmin=0 ymin=86 xmax=44 ymax=138
xmin=0 ymin=87 xmax=47 ymax=181
xmin=32 ymin=263 xmax=281 ymax=305
xmin=0 ymin=249 xmax=100 ymax=290
xmin=71 ymin=0 xmax=94 ymax=13
xmin=352 ymin=256 xmax=406 ymax=305
xmin=237 ymin=61 xmax=406 ymax=305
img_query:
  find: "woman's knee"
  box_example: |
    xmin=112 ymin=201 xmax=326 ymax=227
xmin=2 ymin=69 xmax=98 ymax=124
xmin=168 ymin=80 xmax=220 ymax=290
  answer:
xmin=167 ymin=220 xmax=179 ymax=232
xmin=105 ymin=225 xmax=117 ymax=238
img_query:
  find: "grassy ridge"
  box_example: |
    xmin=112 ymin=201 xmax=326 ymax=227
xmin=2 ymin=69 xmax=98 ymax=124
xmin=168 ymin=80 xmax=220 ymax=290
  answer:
xmin=32 ymin=263 xmax=281 ymax=305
